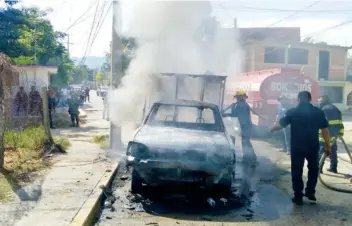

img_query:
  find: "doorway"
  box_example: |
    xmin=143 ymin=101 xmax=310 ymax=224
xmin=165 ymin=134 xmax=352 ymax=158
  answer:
xmin=318 ymin=50 xmax=330 ymax=80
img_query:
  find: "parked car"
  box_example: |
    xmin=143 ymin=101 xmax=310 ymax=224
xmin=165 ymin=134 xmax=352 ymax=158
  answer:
xmin=126 ymin=100 xmax=236 ymax=194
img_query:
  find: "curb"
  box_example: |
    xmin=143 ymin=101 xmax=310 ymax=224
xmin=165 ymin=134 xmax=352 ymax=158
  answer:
xmin=70 ymin=162 xmax=119 ymax=226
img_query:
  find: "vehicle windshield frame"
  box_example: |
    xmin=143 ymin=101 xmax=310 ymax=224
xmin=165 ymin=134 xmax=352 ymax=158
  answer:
xmin=144 ymin=103 xmax=225 ymax=132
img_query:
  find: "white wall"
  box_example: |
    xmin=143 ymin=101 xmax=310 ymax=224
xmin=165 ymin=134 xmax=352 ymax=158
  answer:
xmin=18 ymin=69 xmax=50 ymax=92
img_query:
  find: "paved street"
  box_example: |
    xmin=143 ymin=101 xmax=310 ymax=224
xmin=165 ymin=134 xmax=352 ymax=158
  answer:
xmin=97 ymin=121 xmax=352 ymax=226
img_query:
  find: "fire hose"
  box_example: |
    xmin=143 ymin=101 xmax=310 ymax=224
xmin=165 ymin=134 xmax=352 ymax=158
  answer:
xmin=318 ymin=136 xmax=352 ymax=193
xmin=250 ymin=110 xmax=352 ymax=193
xmin=228 ymin=106 xmax=352 ymax=192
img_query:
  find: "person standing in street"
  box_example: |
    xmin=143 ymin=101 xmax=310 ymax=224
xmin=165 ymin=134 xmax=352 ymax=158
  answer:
xmin=317 ymin=95 xmax=344 ymax=174
xmin=276 ymin=95 xmax=293 ymax=155
xmin=67 ymin=94 xmax=80 ymax=127
xmin=102 ymin=92 xmax=109 ymax=120
xmin=271 ymin=91 xmax=331 ymax=205
xmin=85 ymin=86 xmax=90 ymax=102
xmin=222 ymin=90 xmax=256 ymax=162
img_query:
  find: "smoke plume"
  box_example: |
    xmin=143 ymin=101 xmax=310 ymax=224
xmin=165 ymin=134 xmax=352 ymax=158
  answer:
xmin=109 ymin=0 xmax=243 ymax=129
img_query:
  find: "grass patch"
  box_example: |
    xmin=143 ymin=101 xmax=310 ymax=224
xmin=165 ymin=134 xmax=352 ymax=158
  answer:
xmin=4 ymin=126 xmax=48 ymax=151
xmin=54 ymin=137 xmax=71 ymax=151
xmin=92 ymin=135 xmax=109 ymax=149
xmin=0 ymin=126 xmax=70 ymax=201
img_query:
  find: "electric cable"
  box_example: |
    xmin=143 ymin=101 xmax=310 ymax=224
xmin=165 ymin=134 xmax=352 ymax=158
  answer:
xmin=64 ymin=0 xmax=100 ymax=33
xmin=243 ymin=17 xmax=352 ymax=61
xmin=220 ymin=0 xmax=324 ymax=40
xmin=213 ymin=6 xmax=352 ymax=14
xmin=80 ymin=0 xmax=101 ymax=65
xmin=86 ymin=2 xmax=112 ymax=57
xmin=80 ymin=2 xmax=111 ymax=65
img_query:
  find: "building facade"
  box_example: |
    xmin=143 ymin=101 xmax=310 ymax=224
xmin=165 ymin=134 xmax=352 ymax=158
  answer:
xmin=242 ymin=40 xmax=352 ymax=111
xmin=14 ymin=65 xmax=58 ymax=91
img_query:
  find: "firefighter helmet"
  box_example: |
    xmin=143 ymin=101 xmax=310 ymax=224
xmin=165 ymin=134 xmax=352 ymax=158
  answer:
xmin=234 ymin=90 xmax=247 ymax=97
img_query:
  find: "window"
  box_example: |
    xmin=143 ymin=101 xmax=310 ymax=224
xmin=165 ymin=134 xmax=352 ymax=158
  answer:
xmin=319 ymin=86 xmax=343 ymax=103
xmin=147 ymin=104 xmax=221 ymax=131
xmin=264 ymin=47 xmax=285 ymax=64
xmin=288 ymin=48 xmax=308 ymax=64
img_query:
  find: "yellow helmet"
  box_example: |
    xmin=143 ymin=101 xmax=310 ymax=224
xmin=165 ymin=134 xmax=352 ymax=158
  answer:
xmin=234 ymin=90 xmax=247 ymax=97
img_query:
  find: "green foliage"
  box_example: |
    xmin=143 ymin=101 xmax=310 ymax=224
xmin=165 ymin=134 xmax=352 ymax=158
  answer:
xmin=72 ymin=64 xmax=89 ymax=84
xmin=0 ymin=7 xmax=74 ymax=87
xmin=4 ymin=126 xmax=47 ymax=151
xmin=12 ymin=56 xmax=34 ymax=65
xmin=53 ymin=137 xmax=71 ymax=151
xmin=96 ymin=71 xmax=104 ymax=81
xmin=92 ymin=135 xmax=109 ymax=149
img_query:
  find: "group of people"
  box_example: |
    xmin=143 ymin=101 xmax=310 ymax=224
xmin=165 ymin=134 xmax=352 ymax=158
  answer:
xmin=14 ymin=86 xmax=45 ymax=117
xmin=13 ymin=85 xmax=84 ymax=128
xmin=223 ymin=90 xmax=344 ymax=206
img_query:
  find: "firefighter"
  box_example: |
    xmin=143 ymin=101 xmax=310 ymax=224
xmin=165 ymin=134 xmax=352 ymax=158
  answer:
xmin=317 ymin=95 xmax=344 ymax=174
xmin=271 ymin=91 xmax=331 ymax=205
xmin=222 ymin=90 xmax=256 ymax=162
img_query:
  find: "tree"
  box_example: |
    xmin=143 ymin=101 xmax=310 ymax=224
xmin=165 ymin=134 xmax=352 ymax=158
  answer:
xmin=96 ymin=71 xmax=104 ymax=82
xmin=72 ymin=64 xmax=89 ymax=84
xmin=302 ymin=36 xmax=328 ymax=45
xmin=100 ymin=37 xmax=136 ymax=75
xmin=0 ymin=53 xmax=10 ymax=168
xmin=0 ymin=7 xmax=74 ymax=87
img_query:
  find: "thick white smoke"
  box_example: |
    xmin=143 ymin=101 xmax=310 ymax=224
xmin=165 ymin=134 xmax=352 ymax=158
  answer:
xmin=109 ymin=0 xmax=243 ymax=128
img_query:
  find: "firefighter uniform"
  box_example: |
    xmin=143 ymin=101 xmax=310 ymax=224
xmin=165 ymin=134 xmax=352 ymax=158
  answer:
xmin=224 ymin=90 xmax=256 ymax=161
xmin=319 ymin=101 xmax=344 ymax=172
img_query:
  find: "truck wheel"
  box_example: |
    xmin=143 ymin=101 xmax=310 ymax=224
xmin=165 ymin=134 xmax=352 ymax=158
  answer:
xmin=131 ymin=170 xmax=143 ymax=194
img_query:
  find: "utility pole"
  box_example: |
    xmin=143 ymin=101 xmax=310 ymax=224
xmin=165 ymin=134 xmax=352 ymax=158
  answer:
xmin=110 ymin=0 xmax=123 ymax=149
xmin=67 ymin=34 xmax=75 ymax=58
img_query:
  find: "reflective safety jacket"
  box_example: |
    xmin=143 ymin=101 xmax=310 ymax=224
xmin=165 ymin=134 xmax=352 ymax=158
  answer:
xmin=319 ymin=102 xmax=344 ymax=143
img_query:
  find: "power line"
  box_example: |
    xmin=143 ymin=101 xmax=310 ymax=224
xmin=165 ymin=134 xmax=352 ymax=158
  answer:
xmin=80 ymin=0 xmax=101 ymax=65
xmin=213 ymin=6 xmax=352 ymax=14
xmin=64 ymin=0 xmax=99 ymax=33
xmin=86 ymin=3 xmax=112 ymax=56
xmin=239 ymin=0 xmax=325 ymax=39
xmin=244 ymin=18 xmax=352 ymax=61
xmin=87 ymin=1 xmax=108 ymax=53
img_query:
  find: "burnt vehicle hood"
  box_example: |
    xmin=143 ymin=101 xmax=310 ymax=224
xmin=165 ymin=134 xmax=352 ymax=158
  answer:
xmin=134 ymin=126 xmax=232 ymax=153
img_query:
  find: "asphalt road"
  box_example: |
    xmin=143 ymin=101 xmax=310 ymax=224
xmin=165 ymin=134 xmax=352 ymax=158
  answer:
xmin=97 ymin=127 xmax=352 ymax=226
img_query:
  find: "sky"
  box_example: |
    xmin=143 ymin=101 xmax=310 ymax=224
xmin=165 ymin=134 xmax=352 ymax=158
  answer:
xmin=3 ymin=0 xmax=352 ymax=58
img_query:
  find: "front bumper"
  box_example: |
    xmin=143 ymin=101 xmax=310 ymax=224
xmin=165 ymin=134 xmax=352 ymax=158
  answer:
xmin=129 ymin=158 xmax=232 ymax=185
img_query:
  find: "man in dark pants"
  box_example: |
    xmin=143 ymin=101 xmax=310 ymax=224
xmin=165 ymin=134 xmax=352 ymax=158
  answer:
xmin=276 ymin=95 xmax=293 ymax=155
xmin=271 ymin=91 xmax=331 ymax=205
xmin=222 ymin=90 xmax=256 ymax=162
xmin=317 ymin=95 xmax=344 ymax=174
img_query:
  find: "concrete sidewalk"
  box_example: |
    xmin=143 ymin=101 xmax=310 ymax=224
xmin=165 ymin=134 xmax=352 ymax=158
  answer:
xmin=12 ymin=101 xmax=112 ymax=226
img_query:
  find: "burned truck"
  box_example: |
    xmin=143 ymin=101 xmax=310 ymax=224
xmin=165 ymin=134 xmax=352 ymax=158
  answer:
xmin=126 ymin=73 xmax=236 ymax=193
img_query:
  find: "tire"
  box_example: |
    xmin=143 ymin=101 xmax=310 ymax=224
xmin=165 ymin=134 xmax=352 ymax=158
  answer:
xmin=131 ymin=170 xmax=143 ymax=194
xmin=216 ymin=169 xmax=233 ymax=195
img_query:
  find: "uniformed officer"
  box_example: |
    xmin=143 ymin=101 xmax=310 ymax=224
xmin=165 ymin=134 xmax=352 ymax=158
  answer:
xmin=222 ymin=90 xmax=256 ymax=162
xmin=271 ymin=91 xmax=331 ymax=205
xmin=317 ymin=95 xmax=344 ymax=174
